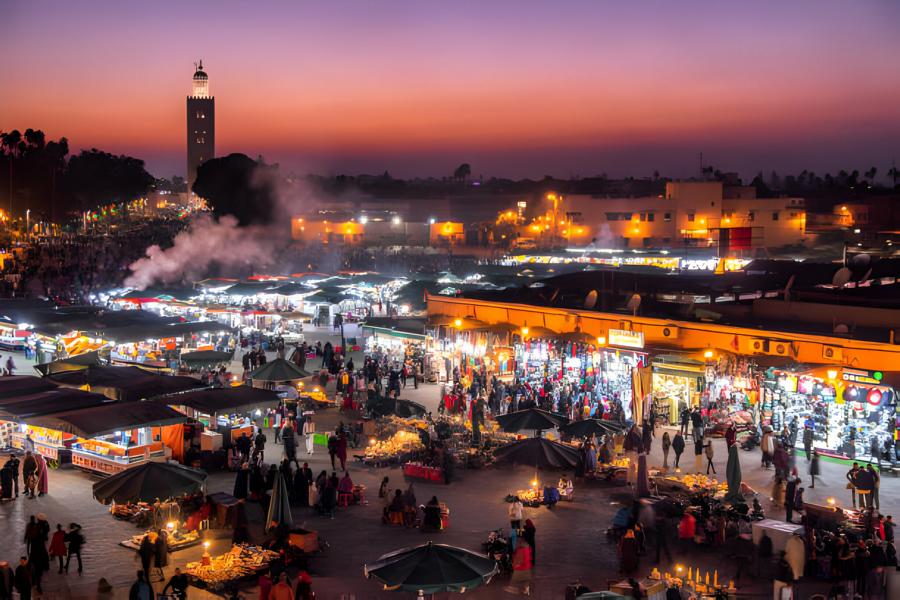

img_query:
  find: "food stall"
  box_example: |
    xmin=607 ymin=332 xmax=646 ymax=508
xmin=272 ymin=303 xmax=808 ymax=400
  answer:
xmin=22 ymin=402 xmax=187 ymax=475
xmin=185 ymin=544 xmax=280 ymax=591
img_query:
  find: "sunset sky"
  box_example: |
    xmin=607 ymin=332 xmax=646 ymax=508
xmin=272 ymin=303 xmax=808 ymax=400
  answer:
xmin=2 ymin=0 xmax=899 ymax=180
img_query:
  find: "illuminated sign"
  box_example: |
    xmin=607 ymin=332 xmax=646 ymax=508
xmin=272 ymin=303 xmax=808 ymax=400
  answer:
xmin=842 ymin=369 xmax=881 ymax=385
xmin=608 ymin=329 xmax=644 ymax=349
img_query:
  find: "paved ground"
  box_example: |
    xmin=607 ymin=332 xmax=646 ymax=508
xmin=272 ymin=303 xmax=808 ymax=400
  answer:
xmin=2 ymin=326 xmax=898 ymax=599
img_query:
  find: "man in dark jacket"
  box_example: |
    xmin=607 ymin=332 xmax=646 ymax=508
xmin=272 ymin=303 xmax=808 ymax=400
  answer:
xmin=14 ymin=558 xmax=31 ymax=600
xmin=679 ymin=407 xmax=690 ymax=435
xmin=64 ymin=523 xmax=84 ymax=574
xmin=802 ymin=427 xmax=814 ymax=460
xmin=690 ymin=408 xmax=703 ymax=441
xmin=672 ymin=432 xmax=686 ymax=470
xmin=6 ymin=455 xmax=19 ymax=498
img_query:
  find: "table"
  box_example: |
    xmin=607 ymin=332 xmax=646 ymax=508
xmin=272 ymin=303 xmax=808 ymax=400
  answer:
xmin=402 ymin=462 xmax=443 ymax=482
xmin=610 ymin=577 xmax=666 ymax=600
xmin=751 ymin=518 xmax=804 ymax=553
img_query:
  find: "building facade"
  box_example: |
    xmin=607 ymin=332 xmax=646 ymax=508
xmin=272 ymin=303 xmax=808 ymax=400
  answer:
xmin=186 ymin=61 xmax=215 ymax=195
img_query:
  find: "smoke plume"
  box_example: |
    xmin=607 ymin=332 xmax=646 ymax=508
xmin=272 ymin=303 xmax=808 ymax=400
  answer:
xmin=124 ymin=214 xmax=282 ymax=289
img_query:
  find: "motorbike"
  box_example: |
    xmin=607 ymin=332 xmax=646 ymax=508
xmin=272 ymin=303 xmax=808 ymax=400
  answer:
xmin=481 ymin=529 xmax=512 ymax=574
xmin=740 ymin=429 xmax=760 ymax=451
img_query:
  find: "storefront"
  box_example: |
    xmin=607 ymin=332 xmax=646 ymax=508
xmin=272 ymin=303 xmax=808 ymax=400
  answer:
xmin=515 ymin=338 xmax=646 ymax=421
xmin=765 ymin=366 xmax=897 ymax=461
xmin=650 ymin=354 xmax=706 ymax=424
xmin=362 ymin=319 xmax=427 ymax=366
xmin=426 ymin=326 xmax=514 ymax=383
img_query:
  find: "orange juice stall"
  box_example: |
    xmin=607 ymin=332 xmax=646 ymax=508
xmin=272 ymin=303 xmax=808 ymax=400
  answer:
xmin=21 ymin=402 xmax=187 ymax=475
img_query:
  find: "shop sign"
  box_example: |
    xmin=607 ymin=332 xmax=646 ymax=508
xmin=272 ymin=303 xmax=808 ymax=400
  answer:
xmin=842 ymin=368 xmax=882 ymax=386
xmin=608 ymin=329 xmax=644 ymax=349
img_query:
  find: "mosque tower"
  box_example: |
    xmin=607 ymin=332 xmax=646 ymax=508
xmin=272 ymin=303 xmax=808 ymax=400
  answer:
xmin=186 ymin=60 xmax=215 ymax=195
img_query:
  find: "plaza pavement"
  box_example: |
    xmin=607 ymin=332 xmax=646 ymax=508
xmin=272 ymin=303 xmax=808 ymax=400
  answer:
xmin=1 ymin=326 xmax=898 ymax=598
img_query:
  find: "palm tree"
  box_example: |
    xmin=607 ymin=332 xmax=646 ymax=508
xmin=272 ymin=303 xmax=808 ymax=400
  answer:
xmin=453 ymin=163 xmax=471 ymax=183
xmin=864 ymin=167 xmax=877 ymax=183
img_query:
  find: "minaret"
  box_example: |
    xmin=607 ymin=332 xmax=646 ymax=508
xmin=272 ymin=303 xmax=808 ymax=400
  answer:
xmin=186 ymin=60 xmax=215 ymax=195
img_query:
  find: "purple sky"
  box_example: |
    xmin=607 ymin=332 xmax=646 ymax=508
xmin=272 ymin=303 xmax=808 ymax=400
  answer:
xmin=2 ymin=0 xmax=899 ymax=180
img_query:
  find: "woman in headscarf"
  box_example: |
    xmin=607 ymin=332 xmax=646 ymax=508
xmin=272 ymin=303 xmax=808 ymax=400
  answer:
xmin=618 ymin=528 xmax=640 ymax=574
xmin=522 ymin=519 xmax=537 ymax=565
xmin=35 ymin=454 xmax=49 ymax=497
xmin=233 ymin=463 xmax=250 ymax=500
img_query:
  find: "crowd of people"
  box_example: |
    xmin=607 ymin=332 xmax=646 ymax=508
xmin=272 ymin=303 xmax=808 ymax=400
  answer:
xmin=0 ymin=220 xmax=186 ymax=302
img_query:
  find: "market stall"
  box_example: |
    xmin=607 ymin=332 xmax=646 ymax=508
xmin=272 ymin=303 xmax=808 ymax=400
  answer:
xmin=46 ymin=365 xmax=204 ymax=402
xmin=22 ymin=402 xmax=187 ymax=474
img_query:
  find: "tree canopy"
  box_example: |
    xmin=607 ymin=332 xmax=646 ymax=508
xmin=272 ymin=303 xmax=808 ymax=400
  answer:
xmin=1 ymin=128 xmax=153 ymax=220
xmin=192 ymin=153 xmax=279 ymax=226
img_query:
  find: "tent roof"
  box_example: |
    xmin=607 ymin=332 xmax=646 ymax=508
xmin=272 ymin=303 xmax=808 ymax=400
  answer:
xmin=249 ymin=358 xmax=309 ymax=381
xmin=48 ymin=366 xmax=204 ymax=401
xmin=33 ymin=350 xmax=102 ymax=376
xmin=24 ymin=402 xmax=187 ymax=438
xmin=0 ymin=388 xmax=112 ymax=418
xmin=179 ymin=350 xmax=234 ymax=364
xmin=92 ymin=461 xmax=207 ymax=504
xmin=0 ymin=375 xmax=58 ymax=399
xmin=158 ymin=386 xmax=280 ymax=413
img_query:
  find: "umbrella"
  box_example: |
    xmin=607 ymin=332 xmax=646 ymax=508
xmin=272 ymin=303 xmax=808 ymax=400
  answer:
xmin=364 ymin=541 xmax=498 ymax=594
xmin=495 ymin=408 xmax=569 ymax=433
xmin=92 ymin=462 xmax=207 ymax=504
xmin=635 ymin=453 xmax=650 ymax=498
xmin=249 ymin=358 xmax=310 ymax=382
xmin=562 ymin=418 xmax=626 ymax=438
xmin=577 ymin=592 xmax=627 ymax=600
xmin=266 ymin=471 xmax=293 ymax=531
xmin=726 ymin=443 xmax=743 ymax=503
xmin=493 ymin=437 xmax=582 ymax=470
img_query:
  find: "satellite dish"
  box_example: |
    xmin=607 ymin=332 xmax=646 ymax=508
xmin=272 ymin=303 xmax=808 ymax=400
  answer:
xmin=583 ymin=290 xmax=598 ymax=309
xmin=849 ymin=253 xmax=871 ymax=269
xmin=834 ymin=323 xmax=849 ymax=334
xmin=832 ymin=267 xmax=852 ymax=289
xmin=626 ymin=293 xmax=642 ymax=314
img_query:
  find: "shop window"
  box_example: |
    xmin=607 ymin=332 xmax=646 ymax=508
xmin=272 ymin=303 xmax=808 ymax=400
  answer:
xmin=647 ymin=212 xmax=655 ymax=222
xmin=664 ymin=212 xmax=671 ymax=222
xmin=687 ymin=213 xmax=695 ymax=222
xmin=772 ymin=211 xmax=780 ymax=221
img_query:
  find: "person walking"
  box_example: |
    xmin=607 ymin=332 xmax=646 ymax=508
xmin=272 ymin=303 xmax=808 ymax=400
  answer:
xmin=522 ymin=519 xmax=537 ymax=565
xmin=48 ymin=524 xmax=67 ymax=574
xmin=14 ymin=558 xmax=32 ymax=600
xmin=802 ymin=426 xmax=814 ymax=460
xmin=153 ymin=528 xmax=169 ymax=582
xmin=679 ymin=407 xmax=690 ymax=436
xmin=785 ymin=473 xmax=799 ymax=524
xmin=508 ymin=497 xmax=523 ymax=530
xmin=846 ymin=463 xmax=861 ymax=509
xmin=128 ymin=571 xmax=153 ymax=600
xmin=854 ymin=464 xmax=874 ymax=509
xmin=507 ymin=538 xmax=534 ymax=596
xmin=281 ymin=420 xmax=297 ymax=467
xmin=21 ymin=451 xmax=37 ymax=498
xmin=672 ymin=432 xmax=685 ymax=470
xmin=303 ymin=415 xmax=315 ymax=455
xmin=28 ymin=514 xmax=49 ymax=594
xmin=704 ymin=439 xmax=716 ymax=475
xmin=6 ymin=454 xmax=19 ymax=498
xmin=693 ymin=436 xmax=704 ymax=474
xmin=661 ymin=431 xmax=671 ymax=469
xmin=867 ymin=464 xmax=880 ymax=510
xmin=64 ymin=523 xmax=84 ymax=574
xmin=809 ymin=450 xmax=820 ymax=488
xmin=137 ymin=535 xmax=154 ymax=580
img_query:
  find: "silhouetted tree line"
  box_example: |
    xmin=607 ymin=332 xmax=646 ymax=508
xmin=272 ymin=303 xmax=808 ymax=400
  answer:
xmin=193 ymin=153 xmax=278 ymax=226
xmin=0 ymin=128 xmax=154 ymax=221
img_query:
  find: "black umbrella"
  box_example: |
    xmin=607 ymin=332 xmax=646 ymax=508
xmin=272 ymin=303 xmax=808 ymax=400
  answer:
xmin=92 ymin=461 xmax=207 ymax=504
xmin=364 ymin=541 xmax=498 ymax=594
xmin=495 ymin=408 xmax=569 ymax=433
xmin=396 ymin=399 xmax=427 ymax=419
xmin=248 ymin=358 xmax=310 ymax=381
xmin=493 ymin=437 xmax=582 ymax=470
xmin=562 ymin=418 xmax=626 ymax=438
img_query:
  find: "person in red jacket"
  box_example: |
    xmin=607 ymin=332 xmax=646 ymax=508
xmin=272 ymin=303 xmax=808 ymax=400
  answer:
xmin=48 ymin=524 xmax=67 ymax=574
xmin=506 ymin=538 xmax=533 ymax=596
